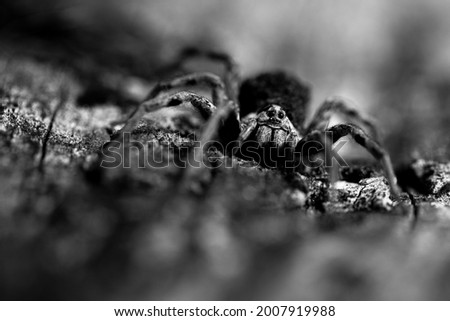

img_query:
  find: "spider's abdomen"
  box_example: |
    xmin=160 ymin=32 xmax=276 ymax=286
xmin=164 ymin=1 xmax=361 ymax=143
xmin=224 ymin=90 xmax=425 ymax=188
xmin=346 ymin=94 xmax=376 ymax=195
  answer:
xmin=239 ymin=71 xmax=311 ymax=129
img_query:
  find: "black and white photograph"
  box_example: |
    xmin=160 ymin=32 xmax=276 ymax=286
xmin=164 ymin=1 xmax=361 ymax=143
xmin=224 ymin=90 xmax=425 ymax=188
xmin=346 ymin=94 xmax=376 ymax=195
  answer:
xmin=1 ymin=0 xmax=450 ymax=314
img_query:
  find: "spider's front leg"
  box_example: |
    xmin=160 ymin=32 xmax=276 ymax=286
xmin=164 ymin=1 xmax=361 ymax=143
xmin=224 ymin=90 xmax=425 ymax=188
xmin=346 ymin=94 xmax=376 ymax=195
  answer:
xmin=144 ymin=71 xmax=241 ymax=150
xmin=159 ymin=47 xmax=240 ymax=102
xmin=280 ymin=131 xmax=311 ymax=195
xmin=306 ymin=97 xmax=380 ymax=141
xmin=146 ymin=72 xmax=228 ymax=106
xmin=113 ymin=72 xmax=230 ymax=139
xmin=181 ymin=99 xmax=239 ymax=191
xmin=112 ymin=91 xmax=217 ymax=141
xmin=101 ymin=91 xmax=219 ymax=173
xmin=326 ymin=123 xmax=402 ymax=197
xmin=305 ymin=96 xmax=390 ymax=185
xmin=112 ymin=71 xmax=240 ymax=192
xmin=294 ymin=130 xmax=334 ymax=179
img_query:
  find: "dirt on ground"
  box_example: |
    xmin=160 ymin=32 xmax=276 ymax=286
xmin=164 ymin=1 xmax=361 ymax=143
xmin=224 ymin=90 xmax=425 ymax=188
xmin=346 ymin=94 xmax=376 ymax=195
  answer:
xmin=1 ymin=51 xmax=450 ymax=300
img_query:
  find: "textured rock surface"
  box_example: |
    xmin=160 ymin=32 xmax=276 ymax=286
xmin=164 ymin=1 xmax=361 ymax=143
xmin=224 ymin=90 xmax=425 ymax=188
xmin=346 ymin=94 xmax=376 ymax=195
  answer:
xmin=409 ymin=159 xmax=450 ymax=200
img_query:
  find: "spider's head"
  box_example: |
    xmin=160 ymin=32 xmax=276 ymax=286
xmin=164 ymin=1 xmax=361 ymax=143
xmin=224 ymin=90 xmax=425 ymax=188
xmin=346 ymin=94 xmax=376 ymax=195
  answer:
xmin=257 ymin=104 xmax=290 ymax=129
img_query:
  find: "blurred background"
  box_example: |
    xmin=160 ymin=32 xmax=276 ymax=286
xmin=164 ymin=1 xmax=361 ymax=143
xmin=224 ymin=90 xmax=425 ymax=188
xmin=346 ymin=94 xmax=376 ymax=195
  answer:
xmin=2 ymin=0 xmax=450 ymax=162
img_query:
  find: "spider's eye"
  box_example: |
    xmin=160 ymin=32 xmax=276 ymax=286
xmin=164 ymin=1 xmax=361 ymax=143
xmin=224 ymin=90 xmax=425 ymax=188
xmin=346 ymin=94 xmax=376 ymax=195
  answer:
xmin=278 ymin=111 xmax=285 ymax=119
xmin=267 ymin=110 xmax=276 ymax=117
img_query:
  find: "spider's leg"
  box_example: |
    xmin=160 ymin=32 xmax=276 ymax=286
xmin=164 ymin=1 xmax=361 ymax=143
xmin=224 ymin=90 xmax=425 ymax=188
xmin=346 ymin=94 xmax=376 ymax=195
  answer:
xmin=114 ymin=72 xmax=225 ymax=133
xmin=146 ymin=71 xmax=240 ymax=145
xmin=199 ymin=100 xmax=239 ymax=143
xmin=113 ymin=91 xmax=216 ymax=141
xmin=117 ymin=72 xmax=227 ymax=138
xmin=267 ymin=130 xmax=330 ymax=198
xmin=147 ymin=72 xmax=228 ymax=107
xmin=295 ymin=130 xmax=334 ymax=180
xmin=165 ymin=47 xmax=240 ymax=102
xmin=278 ymin=127 xmax=301 ymax=173
xmin=181 ymin=100 xmax=239 ymax=190
xmin=306 ymin=97 xmax=380 ymax=141
xmin=237 ymin=118 xmax=258 ymax=143
xmin=326 ymin=123 xmax=401 ymax=197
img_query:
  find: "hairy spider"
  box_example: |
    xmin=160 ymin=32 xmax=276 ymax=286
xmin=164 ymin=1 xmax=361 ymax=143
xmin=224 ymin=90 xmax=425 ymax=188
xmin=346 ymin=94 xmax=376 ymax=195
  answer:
xmin=113 ymin=48 xmax=401 ymax=197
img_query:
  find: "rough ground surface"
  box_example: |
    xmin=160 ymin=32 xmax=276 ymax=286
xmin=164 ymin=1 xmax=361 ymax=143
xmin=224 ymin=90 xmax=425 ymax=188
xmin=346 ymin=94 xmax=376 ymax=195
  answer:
xmin=1 ymin=56 xmax=450 ymax=300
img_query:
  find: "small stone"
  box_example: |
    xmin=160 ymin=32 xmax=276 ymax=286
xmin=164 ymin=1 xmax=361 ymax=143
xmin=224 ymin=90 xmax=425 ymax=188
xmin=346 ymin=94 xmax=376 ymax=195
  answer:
xmin=316 ymin=176 xmax=394 ymax=213
xmin=410 ymin=159 xmax=450 ymax=195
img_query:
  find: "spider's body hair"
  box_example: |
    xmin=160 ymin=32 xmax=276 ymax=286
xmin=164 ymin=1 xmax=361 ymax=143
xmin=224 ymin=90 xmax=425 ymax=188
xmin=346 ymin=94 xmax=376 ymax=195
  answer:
xmin=255 ymin=125 xmax=290 ymax=147
xmin=241 ymin=106 xmax=300 ymax=149
xmin=238 ymin=71 xmax=311 ymax=130
xmin=113 ymin=49 xmax=402 ymax=197
xmin=236 ymin=105 xmax=301 ymax=169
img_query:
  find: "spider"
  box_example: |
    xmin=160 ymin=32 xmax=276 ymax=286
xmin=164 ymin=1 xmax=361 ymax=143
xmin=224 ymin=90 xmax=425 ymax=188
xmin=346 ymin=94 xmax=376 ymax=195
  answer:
xmin=112 ymin=48 xmax=401 ymax=198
